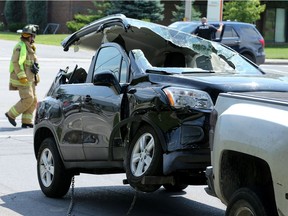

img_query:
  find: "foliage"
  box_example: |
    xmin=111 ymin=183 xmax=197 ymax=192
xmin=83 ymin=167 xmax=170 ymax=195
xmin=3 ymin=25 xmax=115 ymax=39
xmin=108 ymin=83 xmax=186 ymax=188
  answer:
xmin=4 ymin=0 xmax=22 ymax=24
xmin=66 ymin=1 xmax=111 ymax=33
xmin=0 ymin=22 xmax=4 ymax=31
xmin=171 ymin=0 xmax=201 ymax=22
xmin=223 ymin=0 xmax=266 ymax=23
xmin=26 ymin=0 xmax=48 ymax=32
xmin=107 ymin=0 xmax=164 ymax=22
xmin=4 ymin=0 xmax=23 ymax=31
xmin=7 ymin=23 xmax=26 ymax=33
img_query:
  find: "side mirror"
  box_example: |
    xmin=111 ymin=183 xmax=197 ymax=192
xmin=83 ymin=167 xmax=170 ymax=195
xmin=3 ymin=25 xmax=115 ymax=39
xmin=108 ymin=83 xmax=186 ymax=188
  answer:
xmin=93 ymin=71 xmax=121 ymax=93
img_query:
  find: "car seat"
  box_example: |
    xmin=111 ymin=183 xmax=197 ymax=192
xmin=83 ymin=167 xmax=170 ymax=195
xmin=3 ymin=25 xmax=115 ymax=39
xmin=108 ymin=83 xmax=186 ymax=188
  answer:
xmin=164 ymin=52 xmax=186 ymax=67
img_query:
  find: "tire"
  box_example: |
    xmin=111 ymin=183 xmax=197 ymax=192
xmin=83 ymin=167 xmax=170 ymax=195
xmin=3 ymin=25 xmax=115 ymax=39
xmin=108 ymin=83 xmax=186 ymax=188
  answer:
xmin=126 ymin=125 xmax=163 ymax=192
xmin=242 ymin=53 xmax=255 ymax=64
xmin=226 ymin=188 xmax=269 ymax=216
xmin=163 ymin=183 xmax=188 ymax=192
xmin=37 ymin=137 xmax=72 ymax=198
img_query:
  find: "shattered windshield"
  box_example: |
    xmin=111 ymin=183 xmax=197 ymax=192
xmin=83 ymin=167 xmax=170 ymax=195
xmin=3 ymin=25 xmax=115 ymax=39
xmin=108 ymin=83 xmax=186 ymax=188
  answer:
xmin=127 ymin=18 xmax=262 ymax=75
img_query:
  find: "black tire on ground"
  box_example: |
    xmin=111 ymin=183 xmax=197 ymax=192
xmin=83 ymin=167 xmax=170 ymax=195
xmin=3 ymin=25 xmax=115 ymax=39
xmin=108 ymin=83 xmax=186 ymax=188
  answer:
xmin=37 ymin=137 xmax=72 ymax=198
xmin=126 ymin=125 xmax=163 ymax=192
xmin=163 ymin=183 xmax=188 ymax=192
xmin=226 ymin=188 xmax=270 ymax=216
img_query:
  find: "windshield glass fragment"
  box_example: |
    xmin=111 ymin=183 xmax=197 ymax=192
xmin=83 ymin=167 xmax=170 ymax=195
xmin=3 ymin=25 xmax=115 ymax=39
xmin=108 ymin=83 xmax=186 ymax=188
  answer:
xmin=127 ymin=18 xmax=262 ymax=75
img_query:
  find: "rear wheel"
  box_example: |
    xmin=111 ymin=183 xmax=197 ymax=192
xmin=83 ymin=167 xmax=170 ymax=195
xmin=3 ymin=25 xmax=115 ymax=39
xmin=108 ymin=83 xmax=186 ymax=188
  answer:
xmin=37 ymin=137 xmax=72 ymax=198
xmin=226 ymin=188 xmax=269 ymax=216
xmin=126 ymin=125 xmax=162 ymax=192
xmin=242 ymin=53 xmax=255 ymax=64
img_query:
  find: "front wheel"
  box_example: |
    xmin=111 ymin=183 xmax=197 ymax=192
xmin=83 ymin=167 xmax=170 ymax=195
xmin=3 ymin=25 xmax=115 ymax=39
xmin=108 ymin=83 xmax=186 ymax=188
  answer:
xmin=163 ymin=183 xmax=188 ymax=192
xmin=126 ymin=125 xmax=163 ymax=192
xmin=37 ymin=137 xmax=72 ymax=198
xmin=226 ymin=188 xmax=269 ymax=216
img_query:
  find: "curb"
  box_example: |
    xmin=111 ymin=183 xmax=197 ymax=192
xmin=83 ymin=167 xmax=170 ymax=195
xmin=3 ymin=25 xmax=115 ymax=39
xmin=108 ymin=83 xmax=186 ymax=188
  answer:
xmin=264 ymin=59 xmax=288 ymax=65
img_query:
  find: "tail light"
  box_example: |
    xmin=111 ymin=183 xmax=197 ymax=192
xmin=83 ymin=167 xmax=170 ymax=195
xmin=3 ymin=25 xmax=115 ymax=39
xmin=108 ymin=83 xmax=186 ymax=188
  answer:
xmin=259 ymin=38 xmax=265 ymax=48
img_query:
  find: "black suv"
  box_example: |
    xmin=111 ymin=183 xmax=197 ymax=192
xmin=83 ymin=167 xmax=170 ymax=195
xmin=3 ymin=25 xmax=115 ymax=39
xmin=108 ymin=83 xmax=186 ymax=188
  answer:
xmin=34 ymin=14 xmax=288 ymax=198
xmin=169 ymin=21 xmax=265 ymax=65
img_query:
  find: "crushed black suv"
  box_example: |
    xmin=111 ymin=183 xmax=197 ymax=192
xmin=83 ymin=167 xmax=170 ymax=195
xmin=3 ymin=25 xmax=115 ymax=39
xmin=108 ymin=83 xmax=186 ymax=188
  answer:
xmin=169 ymin=21 xmax=266 ymax=65
xmin=34 ymin=14 xmax=288 ymax=198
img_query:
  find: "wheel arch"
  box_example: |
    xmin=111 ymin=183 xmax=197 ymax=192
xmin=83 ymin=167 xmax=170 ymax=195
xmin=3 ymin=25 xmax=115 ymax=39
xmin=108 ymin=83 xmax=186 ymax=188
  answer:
xmin=220 ymin=150 xmax=276 ymax=205
xmin=240 ymin=51 xmax=256 ymax=63
xmin=128 ymin=116 xmax=167 ymax=152
xmin=34 ymin=126 xmax=56 ymax=159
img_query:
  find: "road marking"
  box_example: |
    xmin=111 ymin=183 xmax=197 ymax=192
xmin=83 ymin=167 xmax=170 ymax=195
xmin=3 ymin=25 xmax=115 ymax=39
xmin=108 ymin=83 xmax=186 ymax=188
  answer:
xmin=0 ymin=134 xmax=33 ymax=138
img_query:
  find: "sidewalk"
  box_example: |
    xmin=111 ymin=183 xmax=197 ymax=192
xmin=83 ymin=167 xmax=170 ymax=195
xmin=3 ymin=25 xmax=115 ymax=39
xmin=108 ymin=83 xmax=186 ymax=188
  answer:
xmin=265 ymin=59 xmax=288 ymax=65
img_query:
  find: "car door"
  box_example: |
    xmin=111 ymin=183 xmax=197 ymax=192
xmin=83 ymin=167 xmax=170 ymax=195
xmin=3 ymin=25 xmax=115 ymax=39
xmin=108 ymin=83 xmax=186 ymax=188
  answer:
xmin=219 ymin=25 xmax=241 ymax=52
xmin=56 ymin=84 xmax=86 ymax=161
xmin=81 ymin=44 xmax=128 ymax=161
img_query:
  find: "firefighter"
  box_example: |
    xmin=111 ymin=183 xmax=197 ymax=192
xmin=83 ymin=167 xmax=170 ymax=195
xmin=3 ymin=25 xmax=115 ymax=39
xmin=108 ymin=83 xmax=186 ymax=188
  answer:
xmin=5 ymin=24 xmax=40 ymax=128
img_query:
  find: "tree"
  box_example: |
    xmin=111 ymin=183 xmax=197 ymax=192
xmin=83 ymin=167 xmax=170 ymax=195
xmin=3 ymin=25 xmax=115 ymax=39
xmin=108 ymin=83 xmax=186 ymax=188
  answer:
xmin=26 ymin=0 xmax=48 ymax=32
xmin=4 ymin=0 xmax=23 ymax=32
xmin=107 ymin=0 xmax=164 ymax=22
xmin=171 ymin=0 xmax=201 ymax=22
xmin=66 ymin=1 xmax=111 ymax=32
xmin=223 ymin=0 xmax=266 ymax=23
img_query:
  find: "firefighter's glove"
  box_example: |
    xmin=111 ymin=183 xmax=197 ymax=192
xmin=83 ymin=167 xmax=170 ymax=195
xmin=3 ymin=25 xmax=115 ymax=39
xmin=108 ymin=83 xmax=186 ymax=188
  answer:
xmin=31 ymin=63 xmax=39 ymax=74
xmin=19 ymin=77 xmax=28 ymax=84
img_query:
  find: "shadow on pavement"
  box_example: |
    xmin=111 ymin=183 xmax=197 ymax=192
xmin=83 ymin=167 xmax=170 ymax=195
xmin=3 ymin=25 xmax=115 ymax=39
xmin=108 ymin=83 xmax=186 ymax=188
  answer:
xmin=0 ymin=185 xmax=225 ymax=216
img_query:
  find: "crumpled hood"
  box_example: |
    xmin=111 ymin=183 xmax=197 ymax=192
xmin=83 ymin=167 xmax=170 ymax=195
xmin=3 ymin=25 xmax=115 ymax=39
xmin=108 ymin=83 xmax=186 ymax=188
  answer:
xmin=61 ymin=14 xmax=224 ymax=58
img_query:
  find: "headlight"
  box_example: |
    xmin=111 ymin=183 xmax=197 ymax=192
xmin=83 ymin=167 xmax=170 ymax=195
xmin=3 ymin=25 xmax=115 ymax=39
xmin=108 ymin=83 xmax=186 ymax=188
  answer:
xmin=163 ymin=87 xmax=213 ymax=111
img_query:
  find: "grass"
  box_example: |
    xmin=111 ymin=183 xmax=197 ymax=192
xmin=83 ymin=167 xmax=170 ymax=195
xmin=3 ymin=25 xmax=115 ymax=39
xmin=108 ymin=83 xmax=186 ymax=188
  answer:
xmin=0 ymin=32 xmax=69 ymax=46
xmin=1 ymin=32 xmax=287 ymax=59
xmin=265 ymin=44 xmax=288 ymax=59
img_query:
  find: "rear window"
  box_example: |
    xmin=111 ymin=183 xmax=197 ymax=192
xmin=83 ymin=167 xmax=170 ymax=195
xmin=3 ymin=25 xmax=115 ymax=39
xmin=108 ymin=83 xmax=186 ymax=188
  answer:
xmin=240 ymin=26 xmax=261 ymax=37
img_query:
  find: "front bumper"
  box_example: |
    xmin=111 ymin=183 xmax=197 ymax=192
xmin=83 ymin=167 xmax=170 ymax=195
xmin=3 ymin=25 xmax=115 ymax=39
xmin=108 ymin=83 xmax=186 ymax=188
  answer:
xmin=163 ymin=148 xmax=210 ymax=175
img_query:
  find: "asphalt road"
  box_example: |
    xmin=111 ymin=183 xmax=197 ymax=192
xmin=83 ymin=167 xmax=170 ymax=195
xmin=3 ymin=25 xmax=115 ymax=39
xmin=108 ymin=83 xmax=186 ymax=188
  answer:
xmin=0 ymin=40 xmax=226 ymax=216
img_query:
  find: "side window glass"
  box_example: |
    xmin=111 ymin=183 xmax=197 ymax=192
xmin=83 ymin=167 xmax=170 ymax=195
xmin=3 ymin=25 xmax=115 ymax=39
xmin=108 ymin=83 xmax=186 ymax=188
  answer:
xmin=94 ymin=47 xmax=122 ymax=81
xmin=223 ymin=26 xmax=239 ymax=38
xmin=120 ymin=60 xmax=128 ymax=83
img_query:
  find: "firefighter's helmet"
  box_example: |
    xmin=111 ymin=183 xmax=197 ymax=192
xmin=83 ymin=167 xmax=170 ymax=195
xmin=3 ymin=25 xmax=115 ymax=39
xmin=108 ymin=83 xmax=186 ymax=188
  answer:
xmin=22 ymin=24 xmax=39 ymax=36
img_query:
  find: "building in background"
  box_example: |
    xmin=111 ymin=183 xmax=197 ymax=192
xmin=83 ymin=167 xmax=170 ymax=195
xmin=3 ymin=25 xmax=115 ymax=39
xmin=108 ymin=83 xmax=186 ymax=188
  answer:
xmin=0 ymin=0 xmax=287 ymax=44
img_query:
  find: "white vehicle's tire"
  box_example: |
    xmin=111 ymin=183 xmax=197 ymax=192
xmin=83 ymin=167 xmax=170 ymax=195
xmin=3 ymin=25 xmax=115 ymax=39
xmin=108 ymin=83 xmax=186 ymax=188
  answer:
xmin=226 ymin=188 xmax=269 ymax=216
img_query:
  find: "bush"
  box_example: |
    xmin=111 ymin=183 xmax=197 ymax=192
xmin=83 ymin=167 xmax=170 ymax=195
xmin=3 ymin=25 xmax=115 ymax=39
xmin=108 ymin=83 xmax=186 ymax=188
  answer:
xmin=66 ymin=14 xmax=101 ymax=32
xmin=7 ymin=23 xmax=25 ymax=33
xmin=0 ymin=22 xmax=4 ymax=31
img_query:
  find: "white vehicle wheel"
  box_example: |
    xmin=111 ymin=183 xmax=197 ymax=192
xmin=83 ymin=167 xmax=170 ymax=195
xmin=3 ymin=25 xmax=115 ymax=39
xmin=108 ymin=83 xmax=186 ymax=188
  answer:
xmin=226 ymin=188 xmax=271 ymax=216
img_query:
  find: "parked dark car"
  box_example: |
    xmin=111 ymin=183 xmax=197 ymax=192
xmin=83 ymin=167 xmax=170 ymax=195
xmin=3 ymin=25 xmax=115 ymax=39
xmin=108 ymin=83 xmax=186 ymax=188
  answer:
xmin=34 ymin=14 xmax=288 ymax=198
xmin=169 ymin=21 xmax=266 ymax=65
